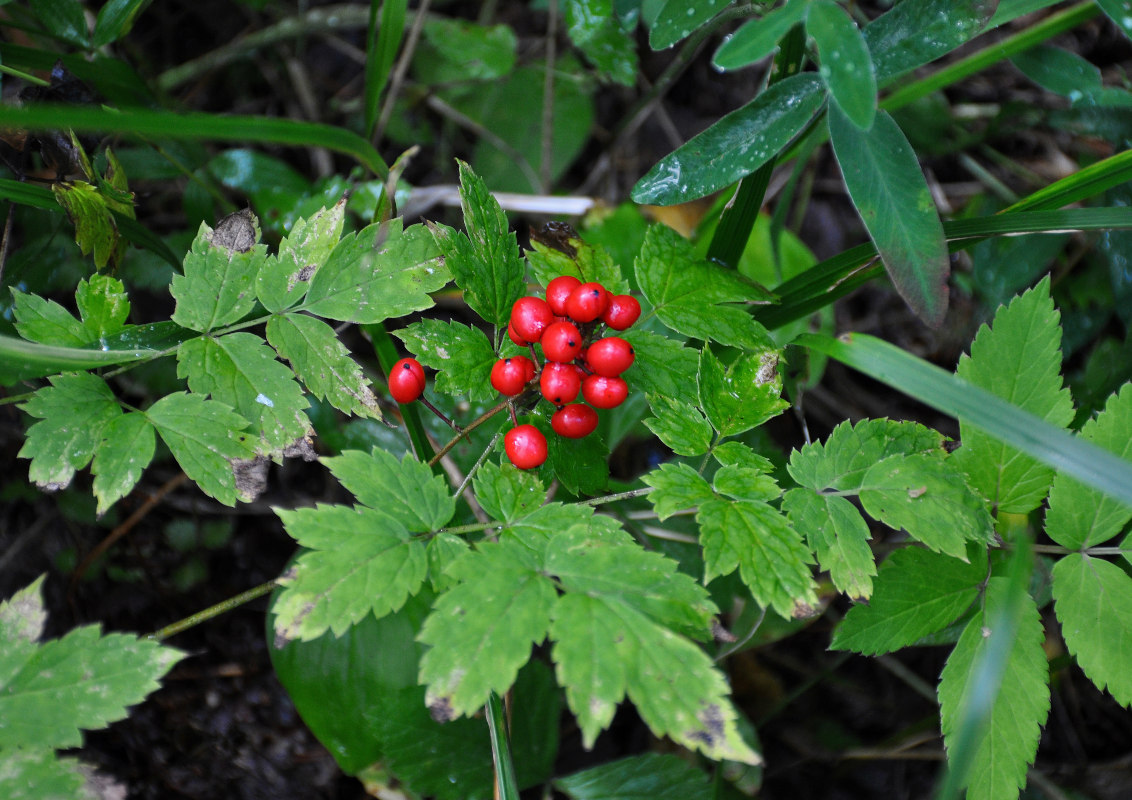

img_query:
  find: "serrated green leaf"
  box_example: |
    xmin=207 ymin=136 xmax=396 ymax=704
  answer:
xmin=429 ymin=161 xmax=525 ymax=327
xmin=18 ymin=373 xmax=121 ymax=491
xmin=643 ymin=393 xmax=713 ymax=457
xmin=939 ymin=578 xmax=1049 ymax=800
xmin=809 ymin=0 xmax=876 ymax=130
xmin=267 ymin=313 xmax=379 ymax=419
xmin=642 ymin=462 xmax=715 ymax=521
xmin=257 ymin=198 xmax=347 ymax=312
xmin=474 ymin=461 xmax=546 ymax=524
xmin=953 ymin=277 xmax=1074 ymax=514
xmin=713 ymin=0 xmax=809 ymax=71
xmin=782 ymin=489 xmax=875 ymax=601
xmin=52 ymin=180 xmax=125 ymax=269
xmin=394 ymin=318 xmax=498 ymax=402
xmin=712 ymin=465 xmax=779 ymax=503
xmin=322 ymin=448 xmax=455 ymax=531
xmin=622 ymin=329 xmax=699 ymax=407
xmin=864 ymin=0 xmax=997 ymax=85
xmin=1052 ymin=554 xmax=1132 ymax=706
xmin=698 ymin=345 xmax=788 ymax=437
xmin=502 ymin=502 xmax=617 ymax=561
xmin=171 ymin=218 xmax=267 ymax=332
xmin=0 ymin=749 xmax=90 ymax=800
xmin=831 ymin=546 xmax=986 ymax=654
xmin=526 ymin=226 xmax=630 ymax=294
xmin=144 ymin=392 xmax=257 ymax=506
xmin=788 ymin=418 xmax=945 ymax=492
xmin=419 ymin=542 xmax=557 ymax=718
xmin=697 ymin=499 xmax=818 ymax=619
xmin=75 ymin=274 xmax=131 ymax=341
xmin=860 ymin=454 xmax=994 ymax=559
xmin=713 ymin=441 xmax=775 ymax=472
xmin=829 ymin=106 xmax=949 ymax=327
xmin=301 ymin=219 xmax=449 ymax=323
xmin=273 ymin=505 xmax=428 ymax=641
xmin=1045 ymin=384 xmax=1132 ymax=549
xmin=178 ymin=333 xmax=310 ymax=455
xmin=91 ymin=412 xmax=155 ymax=515
xmin=557 ymin=753 xmax=714 ymax=800
xmin=546 ymin=424 xmax=610 ymax=496
xmin=427 ymin=533 xmax=470 ymax=593
xmin=11 ymin=290 xmax=89 ymax=347
xmin=0 ymin=576 xmax=47 ymax=652
xmin=649 ymin=0 xmax=730 ymax=50
xmin=636 ymin=226 xmax=774 ymax=349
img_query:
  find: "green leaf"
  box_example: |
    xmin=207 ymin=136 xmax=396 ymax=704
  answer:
xmin=18 ymin=373 xmax=122 ymax=491
xmin=419 ymin=18 xmax=518 ymax=83
xmin=272 ymin=505 xmax=428 ymax=641
xmin=635 ymin=226 xmax=774 ymax=349
xmin=953 ymin=277 xmax=1075 ymax=514
xmin=864 ymin=0 xmax=998 ymax=85
xmin=713 ymin=0 xmax=809 ymax=71
xmin=939 ymin=578 xmax=1049 ymax=800
xmin=828 ymin=106 xmax=949 ymax=327
xmin=322 ymin=448 xmax=456 ymax=532
xmin=91 ymin=412 xmax=155 ymax=515
xmin=697 ymin=499 xmax=818 ymax=619
xmin=698 ymin=345 xmax=788 ymax=436
xmin=177 ymin=333 xmax=311 ymax=455
xmin=557 ymin=753 xmax=714 ymax=800
xmin=1012 ymin=44 xmax=1102 ymax=97
xmin=831 ymin=546 xmax=986 ymax=655
xmin=144 ymin=392 xmax=257 ymax=506
xmin=428 ymin=161 xmax=525 ymax=327
xmin=301 ymin=219 xmax=450 ymax=323
xmin=782 ymin=489 xmax=875 ymax=601
xmin=713 ymin=441 xmax=776 ymax=472
xmin=526 ymin=226 xmax=630 ymax=295
xmin=427 ymin=533 xmax=470 ymax=593
xmin=502 ymin=502 xmax=622 ymax=562
xmin=266 ymin=313 xmax=380 ymax=419
xmin=171 ymin=215 xmax=268 ymax=332
xmin=257 ymin=198 xmax=347 ymax=313
xmin=473 ymin=461 xmax=546 ymax=524
xmin=632 ymin=74 xmax=824 ymax=204
xmin=1045 ymin=384 xmax=1132 ymax=549
xmin=712 ymin=465 xmax=779 ymax=503
xmin=0 ymin=750 xmax=89 ymax=799
xmin=0 ymin=578 xmax=183 ymax=750
xmin=859 ymin=454 xmax=994 ymax=559
xmin=76 ymin=274 xmax=131 ymax=342
xmin=364 ymin=0 xmax=406 ymax=137
xmin=563 ymin=0 xmax=638 ymax=85
xmin=649 ymin=0 xmax=730 ymax=50
xmin=546 ymin=424 xmax=610 ymax=496
xmin=92 ymin=0 xmax=152 ymax=49
xmin=642 ymin=462 xmax=715 ymax=521
xmin=51 ymin=180 xmax=126 ymax=269
xmin=788 ymin=418 xmax=945 ymax=492
xmin=622 ymin=329 xmax=700 ymax=407
xmin=808 ymin=0 xmax=876 ymax=130
xmin=31 ymin=0 xmax=89 ymax=48
xmin=419 ymin=542 xmax=557 ymax=719
xmin=643 ymin=393 xmax=713 ymax=457
xmin=12 ymin=291 xmax=89 ymax=347
xmin=394 ymin=318 xmax=498 ymax=402
xmin=1096 ymin=0 xmax=1132 ymax=41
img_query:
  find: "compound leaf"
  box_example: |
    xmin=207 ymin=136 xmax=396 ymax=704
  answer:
xmin=257 ymin=198 xmax=347 ymax=313
xmin=91 ymin=411 xmax=155 ymax=515
xmin=642 ymin=462 xmax=715 ymax=521
xmin=395 ymin=318 xmax=498 ymax=402
xmin=322 ymin=448 xmax=456 ymax=532
xmin=11 ymin=290 xmax=88 ymax=347
xmin=643 ymin=393 xmax=713 ymax=457
xmin=698 ymin=345 xmax=788 ymax=436
xmin=623 ymin=329 xmax=700 ymax=407
xmin=171 ymin=217 xmax=267 ymax=332
xmin=788 ymin=418 xmax=944 ymax=492
xmin=782 ymin=488 xmax=875 ymax=601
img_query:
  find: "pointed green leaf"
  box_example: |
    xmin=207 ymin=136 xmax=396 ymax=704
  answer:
xmin=52 ymin=180 xmax=124 ymax=269
xmin=546 ymin=424 xmax=610 ymax=496
xmin=267 ymin=313 xmax=379 ymax=419
xmin=473 ymin=461 xmax=546 ymax=524
xmin=563 ymin=0 xmax=637 ymax=85
xmin=808 ymin=0 xmax=876 ymax=130
xmin=322 ymin=448 xmax=456 ymax=532
xmin=789 ymin=418 xmax=945 ymax=492
xmin=864 ymin=0 xmax=998 ymax=84
xmin=257 ymin=198 xmax=347 ymax=312
xmin=1045 ymin=384 xmax=1132 ymax=549
xmin=939 ymin=578 xmax=1049 ymax=800
xmin=1052 ymin=554 xmax=1132 ymax=706
xmin=178 ymin=333 xmax=310 ymax=455
xmin=829 ymin=106 xmax=948 ymax=326
xmin=713 ymin=441 xmax=776 ymax=472
xmin=712 ymin=465 xmax=779 ymax=503
xmin=502 ymin=502 xmax=620 ymax=561
xmin=1096 ymin=0 xmax=1132 ymax=41
xmin=11 ymin=290 xmax=89 ymax=347
xmin=92 ymin=0 xmax=152 ymax=48
xmin=623 ymin=329 xmax=699 ymax=407
xmin=643 ymin=393 xmax=713 ymax=457
xmin=832 ymin=546 xmax=986 ymax=654
xmin=859 ymin=454 xmax=994 ymax=559
xmin=632 ymin=74 xmax=824 ymax=204
xmin=713 ymin=0 xmax=809 ymax=71
xmin=31 ymin=0 xmax=90 ymax=46
xmin=1012 ymin=44 xmax=1102 ymax=97
xmin=649 ymin=0 xmax=730 ymax=50
xmin=526 ymin=223 xmax=630 ymax=294
xmin=698 ymin=345 xmax=787 ymax=437
xmin=91 ymin=412 xmax=155 ymax=515
xmin=75 ymin=274 xmax=131 ymax=341
xmin=642 ymin=462 xmax=715 ymax=521
xmin=0 ymin=749 xmax=89 ymax=798
xmin=782 ymin=489 xmax=875 ymax=601
xmin=171 ymin=216 xmax=268 ymax=332
xmin=273 ymin=505 xmax=428 ymax=641
xmin=394 ymin=318 xmax=498 ymax=402
xmin=302 ymin=219 xmax=450 ymax=323
xmin=953 ymin=277 xmax=1075 ymax=513
xmin=18 ymin=373 xmax=121 ymax=491
xmin=144 ymin=392 xmax=257 ymax=506
xmin=557 ymin=753 xmax=714 ymax=800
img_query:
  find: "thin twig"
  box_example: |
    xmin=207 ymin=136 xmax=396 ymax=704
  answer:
xmin=541 ymin=0 xmax=558 ymax=193
xmin=148 ymin=579 xmax=278 ymax=641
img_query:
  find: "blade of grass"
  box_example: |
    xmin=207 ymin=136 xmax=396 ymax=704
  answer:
xmin=486 ymin=690 xmax=521 ymax=800
xmin=364 ymin=0 xmax=407 ymax=140
xmin=0 ymin=333 xmax=153 ymax=383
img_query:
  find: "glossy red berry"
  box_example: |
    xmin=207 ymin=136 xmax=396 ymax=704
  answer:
xmin=389 ymin=357 xmax=426 ymax=403
xmin=511 ymin=297 xmax=554 ymax=343
xmin=539 ymin=362 xmax=582 ymax=405
xmin=541 ymin=320 xmax=583 ymax=363
xmin=545 ymin=275 xmax=582 ymax=316
xmin=491 ymin=356 xmax=534 ymax=396
xmin=602 ymin=294 xmax=641 ymax=330
xmin=551 ymin=404 xmax=599 ymax=439
xmin=565 ymin=282 xmax=610 ymax=323
xmin=582 ymin=374 xmax=628 ymax=409
xmin=507 ymin=320 xmax=527 ymax=346
xmin=586 ymin=337 xmax=635 ymax=377
xmin=505 ymin=424 xmax=547 ymax=469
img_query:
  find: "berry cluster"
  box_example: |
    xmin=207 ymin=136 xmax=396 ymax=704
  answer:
xmin=496 ymin=276 xmax=641 ymax=470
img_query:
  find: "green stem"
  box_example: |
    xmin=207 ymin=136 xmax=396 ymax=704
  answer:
xmin=148 ymin=580 xmax=277 ymax=641
xmin=366 ymin=324 xmax=439 ymax=470
xmin=485 ymin=691 xmax=521 ymax=800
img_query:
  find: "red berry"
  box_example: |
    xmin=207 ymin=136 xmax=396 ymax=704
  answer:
xmin=551 ymin=404 xmax=599 ymax=439
xmin=539 ymin=362 xmax=582 ymax=405
xmin=545 ymin=275 xmax=582 ymax=316
xmin=565 ymin=282 xmax=610 ymax=323
xmin=511 ymin=297 xmax=554 ymax=343
xmin=389 ymin=357 xmax=426 ymax=403
xmin=507 ymin=320 xmax=527 ymax=346
xmin=505 ymin=424 xmax=547 ymax=469
xmin=541 ymin=320 xmax=583 ymax=363
xmin=586 ymin=337 xmax=635 ymax=377
xmin=602 ymin=295 xmax=641 ymax=330
xmin=491 ymin=356 xmax=534 ymax=396
xmin=582 ymin=374 xmax=628 ymax=409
